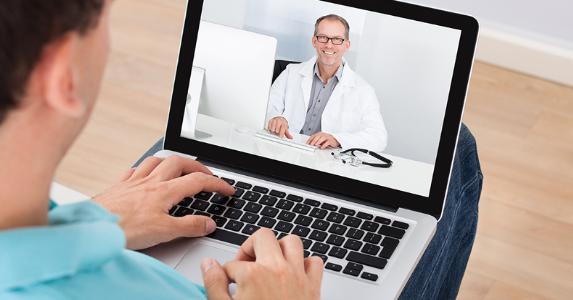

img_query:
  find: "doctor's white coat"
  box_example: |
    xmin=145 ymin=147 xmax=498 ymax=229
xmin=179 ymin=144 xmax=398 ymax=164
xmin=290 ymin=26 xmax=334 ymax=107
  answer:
xmin=266 ymin=57 xmax=388 ymax=152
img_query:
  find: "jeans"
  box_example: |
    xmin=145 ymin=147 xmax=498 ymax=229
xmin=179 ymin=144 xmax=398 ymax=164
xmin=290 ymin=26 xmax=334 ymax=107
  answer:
xmin=136 ymin=124 xmax=483 ymax=300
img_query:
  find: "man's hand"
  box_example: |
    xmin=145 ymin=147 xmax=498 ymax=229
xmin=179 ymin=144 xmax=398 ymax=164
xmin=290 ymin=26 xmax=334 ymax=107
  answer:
xmin=202 ymin=229 xmax=324 ymax=300
xmin=307 ymin=132 xmax=340 ymax=149
xmin=93 ymin=156 xmax=235 ymax=250
xmin=267 ymin=116 xmax=293 ymax=139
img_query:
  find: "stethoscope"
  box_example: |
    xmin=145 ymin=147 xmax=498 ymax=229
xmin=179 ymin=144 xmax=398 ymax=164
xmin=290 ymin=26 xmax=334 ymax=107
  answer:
xmin=331 ymin=148 xmax=393 ymax=168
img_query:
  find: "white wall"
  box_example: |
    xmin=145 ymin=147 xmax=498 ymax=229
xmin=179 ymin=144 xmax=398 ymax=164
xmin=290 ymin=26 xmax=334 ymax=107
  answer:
xmin=201 ymin=0 xmax=462 ymax=164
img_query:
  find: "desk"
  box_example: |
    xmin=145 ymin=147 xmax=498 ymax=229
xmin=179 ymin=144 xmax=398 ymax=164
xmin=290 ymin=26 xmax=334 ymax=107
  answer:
xmin=182 ymin=114 xmax=434 ymax=197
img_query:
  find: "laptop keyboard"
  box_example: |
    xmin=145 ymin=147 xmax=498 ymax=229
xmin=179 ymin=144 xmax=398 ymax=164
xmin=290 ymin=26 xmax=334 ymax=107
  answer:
xmin=168 ymin=175 xmax=410 ymax=283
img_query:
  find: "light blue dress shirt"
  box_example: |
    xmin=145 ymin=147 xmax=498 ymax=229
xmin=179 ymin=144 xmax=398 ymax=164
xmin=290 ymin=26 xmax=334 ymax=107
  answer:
xmin=0 ymin=201 xmax=207 ymax=300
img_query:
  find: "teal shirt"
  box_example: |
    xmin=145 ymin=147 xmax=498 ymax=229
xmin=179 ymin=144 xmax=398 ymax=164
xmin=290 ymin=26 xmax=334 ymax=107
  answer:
xmin=0 ymin=201 xmax=207 ymax=300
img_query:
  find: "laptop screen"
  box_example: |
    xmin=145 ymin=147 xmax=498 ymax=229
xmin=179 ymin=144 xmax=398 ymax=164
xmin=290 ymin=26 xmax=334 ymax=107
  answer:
xmin=178 ymin=0 xmax=462 ymax=198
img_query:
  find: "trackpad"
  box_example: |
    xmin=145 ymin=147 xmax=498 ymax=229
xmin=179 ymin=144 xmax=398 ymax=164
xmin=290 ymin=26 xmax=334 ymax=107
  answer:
xmin=174 ymin=240 xmax=238 ymax=284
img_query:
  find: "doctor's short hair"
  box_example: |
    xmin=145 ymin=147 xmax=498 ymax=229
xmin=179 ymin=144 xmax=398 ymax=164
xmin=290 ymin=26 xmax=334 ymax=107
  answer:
xmin=0 ymin=0 xmax=105 ymax=124
xmin=314 ymin=14 xmax=350 ymax=40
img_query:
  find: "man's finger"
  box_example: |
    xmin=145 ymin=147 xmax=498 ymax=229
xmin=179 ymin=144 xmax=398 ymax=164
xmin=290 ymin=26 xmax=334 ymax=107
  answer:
xmin=202 ymin=258 xmax=232 ymax=300
xmin=278 ymin=123 xmax=287 ymax=138
xmin=149 ymin=155 xmax=212 ymax=182
xmin=278 ymin=235 xmax=305 ymax=270
xmin=235 ymin=228 xmax=284 ymax=265
xmin=131 ymin=156 xmax=163 ymax=179
xmin=306 ymin=134 xmax=317 ymax=145
xmin=285 ymin=129 xmax=293 ymax=139
xmin=304 ymin=256 xmax=324 ymax=288
xmin=118 ymin=167 xmax=136 ymax=182
xmin=172 ymin=215 xmax=217 ymax=237
xmin=167 ymin=172 xmax=235 ymax=205
xmin=223 ymin=260 xmax=253 ymax=284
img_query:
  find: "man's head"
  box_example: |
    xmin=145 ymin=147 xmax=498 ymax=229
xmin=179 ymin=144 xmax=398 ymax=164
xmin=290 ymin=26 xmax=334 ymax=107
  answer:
xmin=312 ymin=14 xmax=350 ymax=68
xmin=0 ymin=0 xmax=110 ymax=131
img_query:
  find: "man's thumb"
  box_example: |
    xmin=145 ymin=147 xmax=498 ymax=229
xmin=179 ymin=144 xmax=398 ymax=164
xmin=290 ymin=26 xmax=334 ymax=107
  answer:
xmin=201 ymin=258 xmax=232 ymax=300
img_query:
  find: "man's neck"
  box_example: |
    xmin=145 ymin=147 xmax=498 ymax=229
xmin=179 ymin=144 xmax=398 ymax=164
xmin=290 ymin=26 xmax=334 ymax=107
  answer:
xmin=0 ymin=108 xmax=67 ymax=230
xmin=317 ymin=61 xmax=342 ymax=84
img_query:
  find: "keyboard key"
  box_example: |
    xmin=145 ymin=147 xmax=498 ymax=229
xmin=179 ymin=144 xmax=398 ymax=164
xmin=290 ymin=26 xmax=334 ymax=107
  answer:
xmin=257 ymin=216 xmax=276 ymax=228
xmin=208 ymin=229 xmax=247 ymax=246
xmin=325 ymin=262 xmax=343 ymax=272
xmin=379 ymin=225 xmax=406 ymax=239
xmin=321 ymin=203 xmax=338 ymax=211
xmin=356 ymin=212 xmax=374 ymax=220
xmin=173 ymin=207 xmax=194 ymax=217
xmin=260 ymin=206 xmax=279 ymax=218
xmin=227 ymin=198 xmax=245 ymax=209
xmin=270 ymin=190 xmax=287 ymax=198
xmin=360 ymin=221 xmax=380 ymax=233
xmin=207 ymin=204 xmax=226 ymax=215
xmin=344 ymin=239 xmax=363 ymax=251
xmin=293 ymin=215 xmax=312 ymax=227
xmin=242 ymin=191 xmax=261 ymax=202
xmin=244 ymin=202 xmax=262 ymax=214
xmin=277 ymin=199 xmax=295 ymax=210
xmin=311 ymin=219 xmax=330 ymax=231
xmin=292 ymin=225 xmax=311 ymax=237
xmin=286 ymin=194 xmax=303 ymax=202
xmin=380 ymin=237 xmax=400 ymax=259
xmin=235 ymin=181 xmax=252 ymax=189
xmin=211 ymin=216 xmax=227 ymax=227
xmin=361 ymin=272 xmax=379 ymax=282
xmin=277 ymin=233 xmax=288 ymax=240
xmin=361 ymin=243 xmax=381 ymax=256
xmin=309 ymin=230 xmax=327 ymax=242
xmin=275 ymin=221 xmax=294 ymax=233
xmin=309 ymin=207 xmax=328 ymax=219
xmin=347 ymin=252 xmax=387 ymax=269
xmin=224 ymin=220 xmax=244 ymax=232
xmin=301 ymin=238 xmax=313 ymax=249
xmin=191 ymin=200 xmax=209 ymax=211
xmin=211 ymin=194 xmax=230 ymax=205
xmin=328 ymin=247 xmax=348 ymax=259
xmin=221 ymin=177 xmax=235 ymax=185
xmin=343 ymin=262 xmax=363 ymax=277
xmin=223 ymin=208 xmax=243 ymax=220
xmin=277 ymin=210 xmax=296 ymax=222
xmin=304 ymin=250 xmax=310 ymax=257
xmin=326 ymin=234 xmax=345 ymax=247
xmin=195 ymin=192 xmax=213 ymax=200
xmin=346 ymin=228 xmax=365 ymax=240
xmin=293 ymin=203 xmax=311 ymax=215
xmin=310 ymin=242 xmax=330 ymax=254
xmin=328 ymin=224 xmax=347 ymax=236
xmin=169 ymin=206 xmax=179 ymax=215
xmin=194 ymin=211 xmax=210 ymax=217
xmin=374 ymin=216 xmax=391 ymax=225
xmin=242 ymin=224 xmax=260 ymax=235
xmin=259 ymin=195 xmax=278 ymax=206
xmin=343 ymin=216 xmax=362 ymax=228
xmin=303 ymin=199 xmax=321 ymax=207
xmin=363 ymin=232 xmax=382 ymax=244
xmin=233 ymin=188 xmax=245 ymax=198
xmin=240 ymin=212 xmax=260 ymax=224
xmin=339 ymin=207 xmax=355 ymax=216
xmin=392 ymin=221 xmax=410 ymax=230
xmin=178 ymin=198 xmax=193 ymax=207
xmin=326 ymin=212 xmax=345 ymax=223
xmin=311 ymin=253 xmax=328 ymax=263
xmin=252 ymin=186 xmax=269 ymax=194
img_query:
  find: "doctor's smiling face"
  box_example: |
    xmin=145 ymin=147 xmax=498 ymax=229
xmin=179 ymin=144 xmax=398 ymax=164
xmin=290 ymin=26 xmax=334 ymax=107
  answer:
xmin=312 ymin=16 xmax=350 ymax=69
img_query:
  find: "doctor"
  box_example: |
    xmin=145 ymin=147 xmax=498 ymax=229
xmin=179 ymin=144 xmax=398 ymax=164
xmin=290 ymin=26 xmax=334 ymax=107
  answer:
xmin=266 ymin=14 xmax=387 ymax=152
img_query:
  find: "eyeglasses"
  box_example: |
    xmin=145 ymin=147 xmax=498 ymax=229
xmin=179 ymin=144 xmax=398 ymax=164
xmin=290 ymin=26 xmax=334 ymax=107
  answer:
xmin=315 ymin=35 xmax=345 ymax=45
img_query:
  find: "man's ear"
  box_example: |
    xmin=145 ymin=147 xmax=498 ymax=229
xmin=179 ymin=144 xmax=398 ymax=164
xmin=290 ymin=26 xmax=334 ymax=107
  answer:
xmin=38 ymin=33 xmax=85 ymax=118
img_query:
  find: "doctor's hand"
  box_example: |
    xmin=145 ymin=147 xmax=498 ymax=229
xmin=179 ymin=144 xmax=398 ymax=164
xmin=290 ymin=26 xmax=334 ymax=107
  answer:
xmin=268 ymin=116 xmax=293 ymax=139
xmin=93 ymin=156 xmax=235 ymax=250
xmin=201 ymin=229 xmax=324 ymax=300
xmin=307 ymin=132 xmax=341 ymax=149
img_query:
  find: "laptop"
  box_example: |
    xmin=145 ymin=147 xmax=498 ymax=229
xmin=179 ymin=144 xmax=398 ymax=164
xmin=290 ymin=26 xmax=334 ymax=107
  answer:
xmin=143 ymin=0 xmax=478 ymax=299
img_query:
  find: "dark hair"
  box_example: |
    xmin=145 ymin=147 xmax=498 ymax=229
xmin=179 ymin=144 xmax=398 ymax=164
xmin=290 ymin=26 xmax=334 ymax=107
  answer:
xmin=0 ymin=0 xmax=105 ymax=124
xmin=314 ymin=14 xmax=350 ymax=40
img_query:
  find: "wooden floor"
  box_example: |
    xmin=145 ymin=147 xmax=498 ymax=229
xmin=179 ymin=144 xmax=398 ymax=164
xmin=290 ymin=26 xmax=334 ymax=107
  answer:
xmin=54 ymin=1 xmax=573 ymax=299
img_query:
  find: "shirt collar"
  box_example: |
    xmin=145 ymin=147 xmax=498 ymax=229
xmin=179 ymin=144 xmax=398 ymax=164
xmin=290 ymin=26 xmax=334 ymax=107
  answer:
xmin=0 ymin=201 xmax=125 ymax=291
xmin=314 ymin=62 xmax=344 ymax=83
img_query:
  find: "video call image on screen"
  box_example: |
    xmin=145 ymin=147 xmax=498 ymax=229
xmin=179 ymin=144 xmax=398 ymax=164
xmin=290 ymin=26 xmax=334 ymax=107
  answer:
xmin=180 ymin=0 xmax=461 ymax=197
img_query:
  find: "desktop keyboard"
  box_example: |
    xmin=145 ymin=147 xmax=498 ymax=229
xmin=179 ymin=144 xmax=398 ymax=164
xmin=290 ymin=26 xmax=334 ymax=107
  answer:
xmin=255 ymin=130 xmax=317 ymax=152
xmin=169 ymin=175 xmax=410 ymax=282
